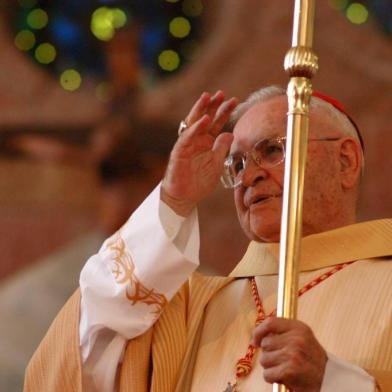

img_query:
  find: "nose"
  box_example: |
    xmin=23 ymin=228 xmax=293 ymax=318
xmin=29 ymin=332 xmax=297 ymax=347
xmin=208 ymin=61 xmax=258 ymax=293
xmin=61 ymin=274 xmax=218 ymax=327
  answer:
xmin=240 ymin=155 xmax=268 ymax=187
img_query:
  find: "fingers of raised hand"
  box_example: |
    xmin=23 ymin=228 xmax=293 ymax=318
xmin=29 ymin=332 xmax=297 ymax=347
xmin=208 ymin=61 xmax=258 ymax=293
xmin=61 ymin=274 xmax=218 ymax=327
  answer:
xmin=186 ymin=92 xmax=211 ymax=126
xmin=174 ymin=115 xmax=214 ymax=154
xmin=185 ymin=91 xmax=237 ymax=135
xmin=209 ymin=97 xmax=239 ymax=137
xmin=184 ymin=114 xmax=212 ymax=140
xmin=205 ymin=90 xmax=225 ymax=119
xmin=186 ymin=90 xmax=225 ymax=126
xmin=212 ymin=132 xmax=234 ymax=164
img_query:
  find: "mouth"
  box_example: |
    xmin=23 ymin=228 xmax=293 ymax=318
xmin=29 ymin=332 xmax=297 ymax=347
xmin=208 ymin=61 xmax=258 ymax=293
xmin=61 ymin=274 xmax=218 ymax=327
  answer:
xmin=249 ymin=194 xmax=281 ymax=207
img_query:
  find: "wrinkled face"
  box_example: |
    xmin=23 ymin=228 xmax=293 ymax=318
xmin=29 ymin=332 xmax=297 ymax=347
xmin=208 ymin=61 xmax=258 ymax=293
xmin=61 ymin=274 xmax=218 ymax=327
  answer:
xmin=232 ymin=96 xmax=349 ymax=243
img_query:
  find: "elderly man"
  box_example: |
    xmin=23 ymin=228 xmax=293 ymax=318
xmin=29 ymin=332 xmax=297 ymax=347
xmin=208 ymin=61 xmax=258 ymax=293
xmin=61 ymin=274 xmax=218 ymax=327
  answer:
xmin=25 ymin=87 xmax=392 ymax=392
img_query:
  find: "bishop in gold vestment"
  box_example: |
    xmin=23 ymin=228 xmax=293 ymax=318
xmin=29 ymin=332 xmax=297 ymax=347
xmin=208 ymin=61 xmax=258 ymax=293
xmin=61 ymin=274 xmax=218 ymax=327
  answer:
xmin=25 ymin=87 xmax=392 ymax=391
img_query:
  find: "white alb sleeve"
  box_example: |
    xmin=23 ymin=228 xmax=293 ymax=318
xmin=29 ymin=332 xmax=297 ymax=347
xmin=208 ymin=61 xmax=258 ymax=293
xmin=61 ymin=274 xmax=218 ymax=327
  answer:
xmin=79 ymin=183 xmax=200 ymax=391
xmin=321 ymin=353 xmax=376 ymax=391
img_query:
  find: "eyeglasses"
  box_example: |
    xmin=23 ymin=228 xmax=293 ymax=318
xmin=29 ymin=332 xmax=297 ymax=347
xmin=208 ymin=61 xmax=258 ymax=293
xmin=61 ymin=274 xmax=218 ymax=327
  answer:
xmin=221 ymin=135 xmax=341 ymax=189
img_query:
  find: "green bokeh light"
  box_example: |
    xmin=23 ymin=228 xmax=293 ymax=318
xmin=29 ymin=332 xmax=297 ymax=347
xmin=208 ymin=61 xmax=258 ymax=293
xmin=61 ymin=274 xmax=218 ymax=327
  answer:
xmin=90 ymin=7 xmax=128 ymax=41
xmin=35 ymin=43 xmax=56 ymax=64
xmin=169 ymin=17 xmax=191 ymax=38
xmin=14 ymin=30 xmax=36 ymax=51
xmin=60 ymin=69 xmax=82 ymax=91
xmin=27 ymin=8 xmax=49 ymax=30
xmin=158 ymin=50 xmax=180 ymax=71
xmin=346 ymin=3 xmax=369 ymax=24
xmin=112 ymin=8 xmax=128 ymax=28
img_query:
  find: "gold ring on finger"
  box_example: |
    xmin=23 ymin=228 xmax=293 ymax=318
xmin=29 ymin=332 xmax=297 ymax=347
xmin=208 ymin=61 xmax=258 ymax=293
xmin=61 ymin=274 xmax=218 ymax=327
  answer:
xmin=178 ymin=120 xmax=188 ymax=136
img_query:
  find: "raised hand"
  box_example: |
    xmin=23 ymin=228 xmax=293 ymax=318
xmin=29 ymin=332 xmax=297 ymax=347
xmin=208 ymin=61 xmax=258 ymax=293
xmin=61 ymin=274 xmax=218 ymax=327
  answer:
xmin=161 ymin=91 xmax=238 ymax=216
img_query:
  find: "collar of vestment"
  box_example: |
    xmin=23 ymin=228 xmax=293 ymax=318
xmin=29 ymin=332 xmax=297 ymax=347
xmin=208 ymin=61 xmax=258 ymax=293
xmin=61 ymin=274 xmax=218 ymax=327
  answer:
xmin=230 ymin=218 xmax=392 ymax=277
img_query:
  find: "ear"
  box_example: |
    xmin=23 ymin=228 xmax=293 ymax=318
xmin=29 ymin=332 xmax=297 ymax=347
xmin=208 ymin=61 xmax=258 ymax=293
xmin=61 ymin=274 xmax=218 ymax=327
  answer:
xmin=338 ymin=138 xmax=362 ymax=189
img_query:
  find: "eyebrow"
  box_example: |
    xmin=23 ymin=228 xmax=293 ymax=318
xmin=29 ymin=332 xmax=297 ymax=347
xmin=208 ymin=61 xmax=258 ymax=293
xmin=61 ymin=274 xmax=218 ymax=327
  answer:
xmin=230 ymin=133 xmax=284 ymax=156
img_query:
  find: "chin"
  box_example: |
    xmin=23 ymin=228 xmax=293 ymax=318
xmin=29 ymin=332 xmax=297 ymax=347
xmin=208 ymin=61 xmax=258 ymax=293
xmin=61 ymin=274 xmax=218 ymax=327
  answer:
xmin=238 ymin=210 xmax=281 ymax=243
xmin=248 ymin=215 xmax=281 ymax=242
xmin=253 ymin=231 xmax=280 ymax=243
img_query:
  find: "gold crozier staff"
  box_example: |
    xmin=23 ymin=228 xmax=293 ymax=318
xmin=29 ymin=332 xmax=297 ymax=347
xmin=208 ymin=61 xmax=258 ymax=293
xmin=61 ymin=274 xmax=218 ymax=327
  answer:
xmin=275 ymin=0 xmax=319 ymax=391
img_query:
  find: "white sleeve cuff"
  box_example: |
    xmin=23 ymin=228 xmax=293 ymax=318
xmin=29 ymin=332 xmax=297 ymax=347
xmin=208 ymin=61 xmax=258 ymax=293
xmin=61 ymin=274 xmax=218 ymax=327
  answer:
xmin=321 ymin=353 xmax=376 ymax=392
xmin=122 ymin=182 xmax=199 ymax=298
xmin=159 ymin=198 xmax=186 ymax=240
xmin=159 ymin=195 xmax=200 ymax=263
xmin=80 ymin=182 xmax=200 ymax=346
xmin=79 ymin=182 xmax=202 ymax=390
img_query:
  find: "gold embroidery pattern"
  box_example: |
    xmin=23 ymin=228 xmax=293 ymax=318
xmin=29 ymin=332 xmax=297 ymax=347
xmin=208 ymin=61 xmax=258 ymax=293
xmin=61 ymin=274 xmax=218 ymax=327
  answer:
xmin=106 ymin=232 xmax=167 ymax=315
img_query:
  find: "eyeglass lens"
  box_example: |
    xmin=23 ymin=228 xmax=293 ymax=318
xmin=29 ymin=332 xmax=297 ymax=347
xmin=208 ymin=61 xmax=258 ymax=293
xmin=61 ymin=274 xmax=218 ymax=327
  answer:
xmin=229 ymin=138 xmax=284 ymax=176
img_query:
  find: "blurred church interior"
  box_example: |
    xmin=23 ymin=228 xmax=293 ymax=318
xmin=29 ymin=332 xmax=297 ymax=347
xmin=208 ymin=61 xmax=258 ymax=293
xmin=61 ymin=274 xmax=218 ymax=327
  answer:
xmin=0 ymin=0 xmax=391 ymax=390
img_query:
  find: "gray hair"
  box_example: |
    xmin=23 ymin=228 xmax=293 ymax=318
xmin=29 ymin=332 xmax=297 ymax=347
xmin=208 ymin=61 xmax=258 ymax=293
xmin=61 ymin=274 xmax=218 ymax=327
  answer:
xmin=229 ymin=85 xmax=364 ymax=170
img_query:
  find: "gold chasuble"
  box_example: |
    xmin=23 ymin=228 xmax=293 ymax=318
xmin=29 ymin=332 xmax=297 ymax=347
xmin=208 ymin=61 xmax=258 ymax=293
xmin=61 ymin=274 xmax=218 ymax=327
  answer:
xmin=25 ymin=219 xmax=392 ymax=392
